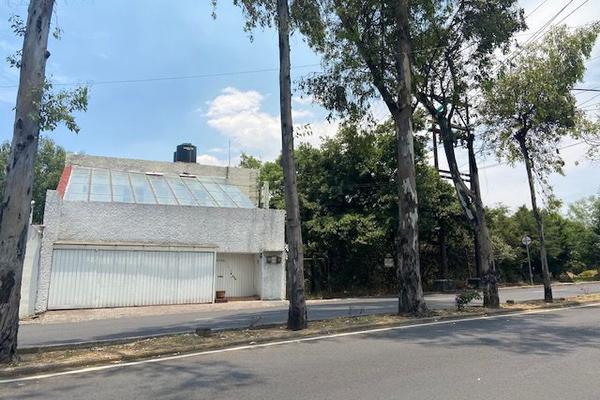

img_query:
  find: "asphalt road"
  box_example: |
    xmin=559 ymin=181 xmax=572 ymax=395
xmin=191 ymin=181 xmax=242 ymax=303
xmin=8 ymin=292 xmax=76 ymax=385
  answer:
xmin=17 ymin=282 xmax=600 ymax=348
xmin=5 ymin=304 xmax=600 ymax=399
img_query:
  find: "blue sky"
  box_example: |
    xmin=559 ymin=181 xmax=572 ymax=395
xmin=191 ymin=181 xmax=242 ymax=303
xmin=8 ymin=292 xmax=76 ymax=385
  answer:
xmin=0 ymin=0 xmax=599 ymax=209
xmin=0 ymin=0 xmax=325 ymax=161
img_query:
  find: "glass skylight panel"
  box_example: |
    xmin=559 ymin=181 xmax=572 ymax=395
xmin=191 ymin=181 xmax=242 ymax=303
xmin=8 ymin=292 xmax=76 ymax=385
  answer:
xmin=111 ymin=171 xmax=134 ymax=203
xmin=63 ymin=166 xmax=254 ymax=208
xmin=201 ymin=181 xmax=237 ymax=207
xmin=220 ymin=184 xmax=255 ymax=208
xmin=147 ymin=175 xmax=178 ymax=205
xmin=129 ymin=173 xmax=157 ymax=204
xmin=89 ymin=168 xmax=112 ymax=202
xmin=165 ymin=177 xmax=197 ymax=206
xmin=182 ymin=178 xmax=217 ymax=207
xmin=65 ymin=167 xmax=90 ymax=201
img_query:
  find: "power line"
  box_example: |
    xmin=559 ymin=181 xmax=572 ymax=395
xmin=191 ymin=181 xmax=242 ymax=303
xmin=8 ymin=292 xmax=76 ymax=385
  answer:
xmin=526 ymin=0 xmax=552 ymax=18
xmin=0 ymin=43 xmax=471 ymax=90
xmin=0 ymin=63 xmax=323 ymax=89
xmin=579 ymin=92 xmax=600 ymax=107
xmin=573 ymin=88 xmax=600 ymax=92
xmin=493 ymin=0 xmax=576 ymax=74
xmin=552 ymin=0 xmax=591 ymax=26
xmin=479 ymin=141 xmax=587 ymax=170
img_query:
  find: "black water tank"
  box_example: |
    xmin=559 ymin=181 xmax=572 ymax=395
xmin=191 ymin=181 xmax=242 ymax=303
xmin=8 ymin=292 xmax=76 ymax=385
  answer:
xmin=173 ymin=143 xmax=197 ymax=163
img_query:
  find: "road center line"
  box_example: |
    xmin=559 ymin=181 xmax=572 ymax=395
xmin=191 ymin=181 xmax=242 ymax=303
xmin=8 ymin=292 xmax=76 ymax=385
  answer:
xmin=3 ymin=302 xmax=600 ymax=384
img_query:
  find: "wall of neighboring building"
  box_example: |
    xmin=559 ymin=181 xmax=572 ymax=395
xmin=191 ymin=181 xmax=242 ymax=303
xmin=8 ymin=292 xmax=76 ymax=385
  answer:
xmin=66 ymin=153 xmax=260 ymax=205
xmin=19 ymin=225 xmax=43 ymax=318
xmin=35 ymin=191 xmax=286 ymax=312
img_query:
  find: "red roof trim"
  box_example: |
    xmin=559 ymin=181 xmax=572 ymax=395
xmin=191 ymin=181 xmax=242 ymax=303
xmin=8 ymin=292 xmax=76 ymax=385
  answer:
xmin=56 ymin=164 xmax=72 ymax=199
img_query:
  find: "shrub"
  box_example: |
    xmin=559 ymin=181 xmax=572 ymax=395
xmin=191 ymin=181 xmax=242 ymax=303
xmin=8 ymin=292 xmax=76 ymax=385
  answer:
xmin=455 ymin=289 xmax=482 ymax=311
xmin=576 ymin=269 xmax=599 ymax=281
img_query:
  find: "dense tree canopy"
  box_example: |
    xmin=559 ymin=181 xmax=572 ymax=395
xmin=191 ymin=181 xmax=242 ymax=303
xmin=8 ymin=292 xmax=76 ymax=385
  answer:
xmin=245 ymin=123 xmax=600 ymax=294
xmin=481 ymin=24 xmax=600 ymax=181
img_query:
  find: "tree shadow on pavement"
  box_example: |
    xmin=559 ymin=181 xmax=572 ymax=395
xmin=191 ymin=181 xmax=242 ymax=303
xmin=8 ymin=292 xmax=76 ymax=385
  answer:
xmin=359 ymin=310 xmax=600 ymax=357
xmin=5 ymin=360 xmax=262 ymax=400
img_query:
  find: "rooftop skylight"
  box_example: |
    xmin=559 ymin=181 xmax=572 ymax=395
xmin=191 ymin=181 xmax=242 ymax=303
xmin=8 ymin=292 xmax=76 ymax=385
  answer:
xmin=64 ymin=166 xmax=255 ymax=208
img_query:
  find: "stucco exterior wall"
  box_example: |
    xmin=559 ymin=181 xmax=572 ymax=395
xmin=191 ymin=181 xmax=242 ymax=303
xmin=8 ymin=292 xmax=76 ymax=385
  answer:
xmin=66 ymin=153 xmax=260 ymax=205
xmin=35 ymin=191 xmax=286 ymax=311
xmin=260 ymin=252 xmax=286 ymax=300
xmin=19 ymin=225 xmax=43 ymax=318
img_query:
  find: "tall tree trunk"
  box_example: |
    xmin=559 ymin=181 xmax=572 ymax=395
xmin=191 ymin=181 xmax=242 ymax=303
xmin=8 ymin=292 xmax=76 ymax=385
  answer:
xmin=277 ymin=0 xmax=307 ymax=330
xmin=467 ymin=132 xmax=498 ymax=307
xmin=472 ymin=197 xmax=499 ymax=307
xmin=518 ymin=137 xmax=553 ymax=302
xmin=0 ymin=0 xmax=55 ymax=363
xmin=393 ymin=0 xmax=427 ymax=315
xmin=430 ymin=114 xmax=500 ymax=308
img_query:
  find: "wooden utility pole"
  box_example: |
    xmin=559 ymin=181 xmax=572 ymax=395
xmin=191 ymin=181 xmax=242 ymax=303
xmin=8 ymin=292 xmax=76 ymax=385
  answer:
xmin=0 ymin=0 xmax=55 ymax=363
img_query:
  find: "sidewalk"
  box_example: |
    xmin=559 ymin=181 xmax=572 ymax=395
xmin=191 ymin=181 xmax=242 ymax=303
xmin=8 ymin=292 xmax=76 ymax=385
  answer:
xmin=22 ymin=281 xmax=600 ymax=326
xmin=22 ymin=299 xmax=289 ymax=325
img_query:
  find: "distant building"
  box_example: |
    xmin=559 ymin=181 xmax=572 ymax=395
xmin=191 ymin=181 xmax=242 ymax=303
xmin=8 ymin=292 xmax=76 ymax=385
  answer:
xmin=20 ymin=144 xmax=285 ymax=316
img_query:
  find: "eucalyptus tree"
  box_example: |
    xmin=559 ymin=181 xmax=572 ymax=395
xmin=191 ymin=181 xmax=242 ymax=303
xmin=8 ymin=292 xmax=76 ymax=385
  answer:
xmin=408 ymin=0 xmax=526 ymax=307
xmin=218 ymin=0 xmax=312 ymax=328
xmin=298 ymin=0 xmax=427 ymax=314
xmin=481 ymin=24 xmax=600 ymax=302
xmin=0 ymin=1 xmax=88 ymax=363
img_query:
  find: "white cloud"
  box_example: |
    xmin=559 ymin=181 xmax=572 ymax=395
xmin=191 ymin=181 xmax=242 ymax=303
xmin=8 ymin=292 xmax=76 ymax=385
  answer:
xmin=196 ymin=154 xmax=227 ymax=166
xmin=293 ymin=109 xmax=314 ymax=120
xmin=206 ymin=87 xmax=280 ymax=159
xmin=293 ymin=95 xmax=315 ymax=105
xmin=205 ymin=87 xmax=341 ymax=160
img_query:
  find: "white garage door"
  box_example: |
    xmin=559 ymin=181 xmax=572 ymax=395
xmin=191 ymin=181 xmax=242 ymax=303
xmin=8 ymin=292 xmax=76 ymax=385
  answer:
xmin=215 ymin=253 xmax=257 ymax=298
xmin=48 ymin=247 xmax=215 ymax=309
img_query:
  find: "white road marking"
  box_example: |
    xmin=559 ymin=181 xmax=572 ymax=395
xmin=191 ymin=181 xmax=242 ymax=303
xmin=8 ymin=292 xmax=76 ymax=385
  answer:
xmin=3 ymin=302 xmax=600 ymax=384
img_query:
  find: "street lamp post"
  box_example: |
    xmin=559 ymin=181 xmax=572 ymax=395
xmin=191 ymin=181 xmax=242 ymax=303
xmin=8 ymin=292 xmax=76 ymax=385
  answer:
xmin=522 ymin=235 xmax=533 ymax=285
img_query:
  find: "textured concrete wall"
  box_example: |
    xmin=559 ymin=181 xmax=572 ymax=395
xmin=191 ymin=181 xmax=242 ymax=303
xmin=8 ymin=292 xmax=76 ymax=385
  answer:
xmin=36 ymin=191 xmax=61 ymax=313
xmin=20 ymin=225 xmax=43 ymax=318
xmin=35 ymin=191 xmax=286 ymax=311
xmin=66 ymin=153 xmax=260 ymax=205
xmin=260 ymin=252 xmax=286 ymax=300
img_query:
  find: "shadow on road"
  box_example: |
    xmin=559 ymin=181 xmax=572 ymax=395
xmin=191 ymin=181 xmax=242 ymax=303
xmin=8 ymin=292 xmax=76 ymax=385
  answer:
xmin=356 ymin=311 xmax=600 ymax=356
xmin=9 ymin=360 xmax=261 ymax=400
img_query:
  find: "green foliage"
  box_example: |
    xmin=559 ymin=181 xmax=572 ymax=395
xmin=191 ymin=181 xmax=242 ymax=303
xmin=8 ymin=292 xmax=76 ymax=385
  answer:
xmin=455 ymin=289 xmax=481 ymax=311
xmin=250 ymin=121 xmax=472 ymax=293
xmin=487 ymin=201 xmax=600 ymax=281
xmin=481 ymin=24 xmax=600 ymax=181
xmin=36 ymin=81 xmax=89 ymax=133
xmin=411 ymin=0 xmax=525 ymax=105
xmin=239 ymin=153 xmax=262 ymax=170
xmin=6 ymin=15 xmax=89 ymax=134
xmin=576 ymin=269 xmax=600 ymax=281
xmin=0 ymin=137 xmax=65 ymax=224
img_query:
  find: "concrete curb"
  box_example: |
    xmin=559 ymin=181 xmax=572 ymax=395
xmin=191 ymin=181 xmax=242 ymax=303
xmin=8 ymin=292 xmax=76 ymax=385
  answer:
xmin=5 ymin=298 xmax=599 ymax=379
xmin=498 ymin=281 xmax=600 ymax=290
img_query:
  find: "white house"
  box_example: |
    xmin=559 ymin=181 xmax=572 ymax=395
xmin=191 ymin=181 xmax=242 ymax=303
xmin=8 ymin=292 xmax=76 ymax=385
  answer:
xmin=20 ymin=144 xmax=286 ymax=317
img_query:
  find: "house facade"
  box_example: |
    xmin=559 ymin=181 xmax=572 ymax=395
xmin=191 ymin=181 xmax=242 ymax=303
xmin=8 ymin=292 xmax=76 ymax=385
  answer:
xmin=21 ymin=147 xmax=286 ymax=316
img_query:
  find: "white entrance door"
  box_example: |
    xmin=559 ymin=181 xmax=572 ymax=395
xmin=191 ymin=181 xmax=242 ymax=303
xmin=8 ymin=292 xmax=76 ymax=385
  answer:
xmin=215 ymin=253 xmax=257 ymax=298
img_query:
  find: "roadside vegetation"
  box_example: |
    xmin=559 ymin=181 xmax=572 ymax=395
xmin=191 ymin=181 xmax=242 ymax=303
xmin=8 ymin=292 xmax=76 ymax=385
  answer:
xmin=240 ymin=129 xmax=600 ymax=296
